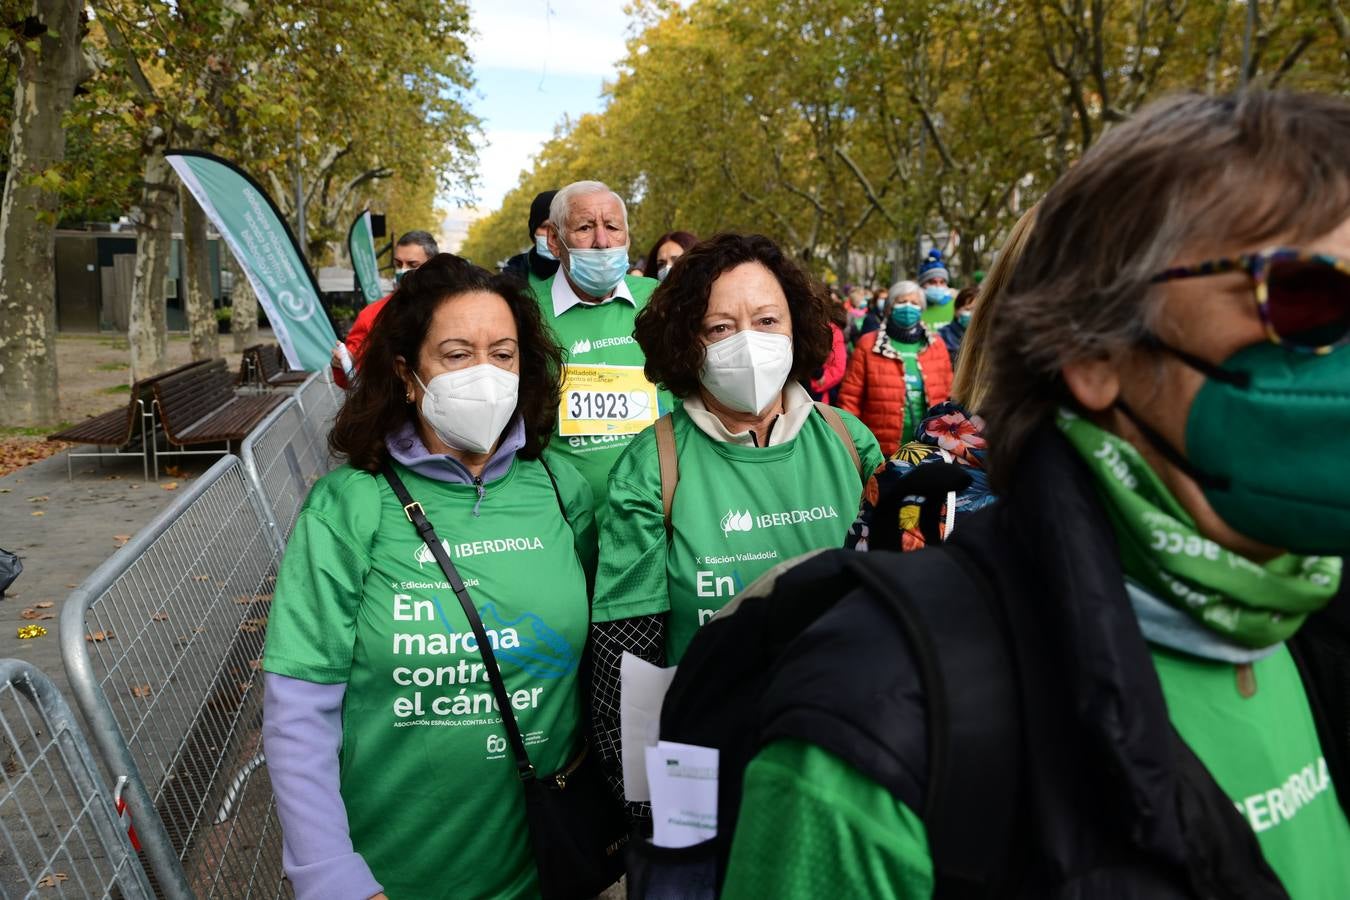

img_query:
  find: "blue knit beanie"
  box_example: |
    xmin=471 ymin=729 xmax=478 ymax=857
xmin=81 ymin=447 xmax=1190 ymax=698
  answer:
xmin=918 ymin=249 xmax=949 ymax=285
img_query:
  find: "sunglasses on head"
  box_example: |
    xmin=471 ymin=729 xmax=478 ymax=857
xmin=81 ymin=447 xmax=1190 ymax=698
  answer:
xmin=1150 ymin=247 xmax=1350 ymax=355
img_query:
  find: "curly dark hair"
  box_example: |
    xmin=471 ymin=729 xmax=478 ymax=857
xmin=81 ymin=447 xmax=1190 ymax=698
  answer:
xmin=634 ymin=233 xmax=833 ymax=398
xmin=330 ymin=254 xmax=564 ymax=471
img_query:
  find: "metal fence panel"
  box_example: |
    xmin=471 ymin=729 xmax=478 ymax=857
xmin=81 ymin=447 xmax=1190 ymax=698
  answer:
xmin=0 ymin=659 xmax=153 ymax=900
xmin=60 ymin=456 xmax=291 ymax=900
xmin=239 ymin=398 xmax=326 ymax=551
xmin=292 ymin=371 xmax=342 ymax=474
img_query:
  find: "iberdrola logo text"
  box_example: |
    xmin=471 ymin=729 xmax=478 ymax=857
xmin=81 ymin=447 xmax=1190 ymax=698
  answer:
xmin=721 ymin=506 xmax=839 ymax=535
xmin=570 ymin=335 xmax=636 ymax=356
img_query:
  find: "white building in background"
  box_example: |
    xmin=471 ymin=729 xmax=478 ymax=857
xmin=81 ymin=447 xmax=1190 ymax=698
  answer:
xmin=440 ymin=206 xmax=490 ymax=256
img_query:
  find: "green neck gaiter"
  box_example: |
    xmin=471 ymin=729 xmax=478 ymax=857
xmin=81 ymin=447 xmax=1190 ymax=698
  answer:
xmin=1057 ymin=410 xmax=1341 ymax=648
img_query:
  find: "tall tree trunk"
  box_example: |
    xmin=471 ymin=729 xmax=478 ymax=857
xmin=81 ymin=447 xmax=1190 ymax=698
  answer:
xmin=180 ymin=182 xmax=217 ymax=360
xmin=128 ymin=144 xmax=172 ymax=380
xmin=228 ymin=254 xmax=259 ymax=351
xmin=0 ymin=0 xmax=88 ymax=427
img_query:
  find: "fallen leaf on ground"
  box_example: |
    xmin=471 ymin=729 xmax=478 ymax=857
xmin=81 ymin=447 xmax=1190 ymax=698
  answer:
xmin=161 ymin=481 xmax=179 ymax=491
xmin=27 ymin=496 xmax=48 ymax=503
xmin=104 ymin=474 xmax=121 ymax=480
xmin=37 ymin=872 xmax=68 ymax=888
xmin=85 ymin=630 xmax=114 ymax=642
xmin=113 ymin=534 xmax=131 ymax=547
xmin=151 ymin=611 xmax=168 ymax=621
xmin=30 ymin=510 xmax=44 ymax=517
xmin=193 ymin=575 xmax=210 ymax=582
xmin=20 ymin=609 xmax=43 ymax=620
xmin=0 ymin=437 xmax=67 ymax=477
xmin=35 ymin=601 xmax=53 ymax=609
xmin=163 ymin=465 xmax=184 ymax=477
xmin=130 ymin=684 xmax=152 ymax=698
xmin=248 ymin=659 xmax=262 ymax=671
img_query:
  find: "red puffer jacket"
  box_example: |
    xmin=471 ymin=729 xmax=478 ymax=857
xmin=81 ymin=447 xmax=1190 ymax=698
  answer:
xmin=838 ymin=330 xmax=953 ymax=456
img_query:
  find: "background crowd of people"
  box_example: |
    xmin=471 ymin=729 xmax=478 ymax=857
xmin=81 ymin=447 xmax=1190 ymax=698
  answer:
xmin=264 ymin=88 xmax=1350 ymax=900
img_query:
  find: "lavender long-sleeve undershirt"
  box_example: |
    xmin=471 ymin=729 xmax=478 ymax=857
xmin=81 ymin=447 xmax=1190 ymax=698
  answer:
xmin=263 ymin=674 xmax=383 ymax=900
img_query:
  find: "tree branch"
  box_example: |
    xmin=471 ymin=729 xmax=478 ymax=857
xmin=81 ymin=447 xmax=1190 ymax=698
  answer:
xmin=835 ymin=148 xmax=901 ymax=228
xmin=99 ymin=16 xmax=157 ymax=104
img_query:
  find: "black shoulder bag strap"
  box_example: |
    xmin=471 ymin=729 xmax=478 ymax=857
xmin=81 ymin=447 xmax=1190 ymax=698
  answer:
xmin=847 ymin=545 xmax=1022 ymax=898
xmin=379 ymin=461 xmax=537 ymax=782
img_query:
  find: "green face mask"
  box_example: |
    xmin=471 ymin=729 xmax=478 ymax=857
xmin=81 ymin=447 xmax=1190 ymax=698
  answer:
xmin=1126 ymin=339 xmax=1350 ymax=555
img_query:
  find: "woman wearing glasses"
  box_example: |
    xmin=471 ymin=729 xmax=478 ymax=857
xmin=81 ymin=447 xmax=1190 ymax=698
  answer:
xmin=722 ymin=90 xmax=1350 ymax=898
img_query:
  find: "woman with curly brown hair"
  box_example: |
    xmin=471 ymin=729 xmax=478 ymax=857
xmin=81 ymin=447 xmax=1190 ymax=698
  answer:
xmin=262 ymin=254 xmax=606 ymax=899
xmin=586 ymin=233 xmax=883 ymax=806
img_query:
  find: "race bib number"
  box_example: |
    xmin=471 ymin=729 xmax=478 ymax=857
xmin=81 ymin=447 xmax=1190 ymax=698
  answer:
xmin=559 ymin=364 xmax=658 ymax=436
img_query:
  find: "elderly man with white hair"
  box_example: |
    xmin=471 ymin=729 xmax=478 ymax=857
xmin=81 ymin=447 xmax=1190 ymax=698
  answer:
xmin=531 ymin=180 xmax=668 ymax=522
xmin=838 ymin=279 xmax=953 ymax=456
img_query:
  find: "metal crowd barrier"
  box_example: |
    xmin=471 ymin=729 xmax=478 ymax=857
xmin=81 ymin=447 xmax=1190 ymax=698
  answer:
xmin=0 ymin=659 xmax=153 ymax=899
xmin=292 ymin=370 xmax=342 ymax=466
xmin=239 ymin=397 xmax=328 ymax=552
xmin=60 ymin=456 xmax=291 ymax=899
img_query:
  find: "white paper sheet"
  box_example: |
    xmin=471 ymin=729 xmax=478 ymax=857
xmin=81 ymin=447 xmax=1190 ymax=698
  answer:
xmin=619 ymin=652 xmax=678 ymax=802
xmin=645 ymin=741 xmax=720 ymax=848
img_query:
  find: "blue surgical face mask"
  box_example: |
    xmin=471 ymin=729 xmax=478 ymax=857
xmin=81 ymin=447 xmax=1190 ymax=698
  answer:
xmin=890 ymin=303 xmax=922 ymax=329
xmin=563 ymin=244 xmax=630 ymax=297
xmin=534 ymin=235 xmax=557 ymax=261
xmin=394 ymin=268 xmax=412 ymax=285
xmin=925 ymin=285 xmax=953 ymax=306
xmin=957 ymin=310 xmax=973 ymax=327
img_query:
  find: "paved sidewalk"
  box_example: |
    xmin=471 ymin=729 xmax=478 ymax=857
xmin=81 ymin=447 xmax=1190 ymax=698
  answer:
xmin=0 ymin=449 xmax=218 ymax=700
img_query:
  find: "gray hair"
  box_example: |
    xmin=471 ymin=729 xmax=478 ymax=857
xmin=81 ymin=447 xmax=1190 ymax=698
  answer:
xmin=549 ymin=181 xmax=629 ymax=236
xmin=980 ymin=89 xmax=1350 ymax=488
xmin=887 ymin=280 xmax=923 ymax=305
xmin=396 ymin=230 xmax=439 ymax=258
xmin=882 ymin=280 xmax=925 ymax=323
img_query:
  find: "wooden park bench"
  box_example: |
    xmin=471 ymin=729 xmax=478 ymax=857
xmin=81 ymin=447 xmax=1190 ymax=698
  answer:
xmin=151 ymin=359 xmax=286 ymax=478
xmin=239 ymin=344 xmax=311 ymax=390
xmin=47 ymin=359 xmax=212 ymax=481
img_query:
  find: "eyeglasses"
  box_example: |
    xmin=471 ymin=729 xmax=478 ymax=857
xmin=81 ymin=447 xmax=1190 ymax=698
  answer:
xmin=1150 ymin=247 xmax=1350 ymax=355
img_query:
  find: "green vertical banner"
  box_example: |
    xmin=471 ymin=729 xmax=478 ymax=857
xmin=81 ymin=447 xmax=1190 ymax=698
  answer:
xmin=348 ymin=210 xmax=383 ymax=305
xmin=166 ymin=150 xmax=337 ymax=372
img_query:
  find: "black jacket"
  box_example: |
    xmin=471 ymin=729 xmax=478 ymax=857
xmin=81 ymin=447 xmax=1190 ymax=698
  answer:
xmin=502 ymin=247 xmax=559 ymax=283
xmin=756 ymin=426 xmax=1350 ymax=898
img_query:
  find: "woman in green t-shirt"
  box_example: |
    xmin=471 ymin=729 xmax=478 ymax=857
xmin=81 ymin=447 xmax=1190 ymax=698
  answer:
xmin=262 ymin=255 xmax=603 ymax=899
xmin=588 ymin=233 xmax=883 ymax=807
xmin=722 ymin=90 xmax=1350 ymax=899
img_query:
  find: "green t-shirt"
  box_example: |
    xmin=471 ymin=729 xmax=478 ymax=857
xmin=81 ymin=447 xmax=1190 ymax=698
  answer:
xmin=723 ymin=643 xmax=1350 ymax=899
xmin=889 ymin=338 xmax=927 ymax=445
xmin=1154 ymin=644 xmax=1350 ymax=897
xmin=530 ymin=273 xmax=672 ymax=524
xmin=921 ymin=302 xmax=953 ymax=327
xmin=593 ymin=405 xmax=883 ymax=663
xmin=263 ymin=458 xmax=596 ymax=900
xmin=723 ymin=740 xmax=934 ymax=900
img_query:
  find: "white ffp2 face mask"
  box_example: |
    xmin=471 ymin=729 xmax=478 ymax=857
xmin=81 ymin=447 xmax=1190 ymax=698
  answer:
xmin=699 ymin=330 xmax=794 ymax=415
xmin=414 ymin=364 xmax=519 ymax=454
